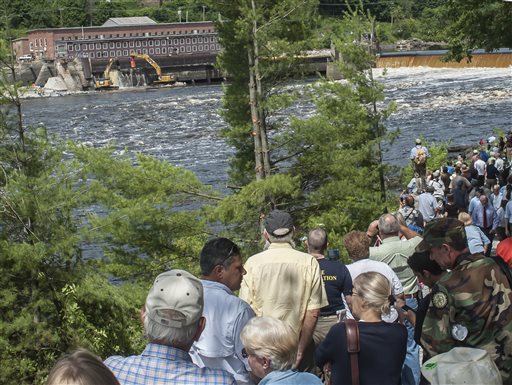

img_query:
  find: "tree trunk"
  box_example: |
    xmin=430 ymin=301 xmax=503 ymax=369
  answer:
xmin=248 ymin=45 xmax=264 ymax=181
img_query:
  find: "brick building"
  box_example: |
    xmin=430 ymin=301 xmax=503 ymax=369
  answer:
xmin=17 ymin=17 xmax=220 ymax=61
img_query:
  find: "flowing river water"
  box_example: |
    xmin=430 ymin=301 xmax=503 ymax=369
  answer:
xmin=22 ymin=67 xmax=512 ymax=190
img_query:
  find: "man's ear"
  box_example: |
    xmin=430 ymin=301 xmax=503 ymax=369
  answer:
xmin=193 ymin=317 xmax=206 ymax=342
xmin=139 ymin=305 xmax=146 ymax=326
xmin=213 ymin=264 xmax=224 ymax=278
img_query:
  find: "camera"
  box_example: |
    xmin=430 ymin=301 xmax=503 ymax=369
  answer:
xmin=326 ymin=249 xmax=340 ymax=260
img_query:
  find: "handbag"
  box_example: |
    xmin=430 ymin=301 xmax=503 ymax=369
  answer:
xmin=345 ymin=318 xmax=360 ymax=385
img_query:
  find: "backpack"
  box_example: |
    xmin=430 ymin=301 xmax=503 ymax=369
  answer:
xmin=415 ymin=148 xmax=427 ymax=165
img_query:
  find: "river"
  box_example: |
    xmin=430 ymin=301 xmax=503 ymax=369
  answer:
xmin=22 ymin=67 xmax=512 ymax=190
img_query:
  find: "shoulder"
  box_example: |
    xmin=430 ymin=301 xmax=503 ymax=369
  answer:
xmin=201 ymin=367 xmax=236 ymax=384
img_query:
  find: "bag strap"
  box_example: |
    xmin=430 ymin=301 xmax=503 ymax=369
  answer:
xmin=345 ymin=318 xmax=360 ymax=385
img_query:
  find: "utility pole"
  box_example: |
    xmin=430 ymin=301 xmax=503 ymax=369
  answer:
xmin=89 ymin=0 xmax=94 ymax=26
xmin=178 ymin=9 xmax=182 ymax=23
xmin=202 ymin=6 xmax=206 ymax=21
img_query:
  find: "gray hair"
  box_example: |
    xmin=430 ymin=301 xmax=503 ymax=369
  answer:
xmin=378 ymin=213 xmax=400 ymax=235
xmin=240 ymin=317 xmax=298 ymax=371
xmin=144 ymin=308 xmax=199 ymax=346
xmin=266 ymin=231 xmax=295 ymax=247
xmin=307 ymin=228 xmax=327 ymax=253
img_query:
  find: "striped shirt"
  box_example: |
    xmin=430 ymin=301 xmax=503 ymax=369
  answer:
xmin=105 ymin=343 xmax=236 ymax=385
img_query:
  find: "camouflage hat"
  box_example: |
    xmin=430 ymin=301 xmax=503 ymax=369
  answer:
xmin=416 ymin=218 xmax=466 ymax=252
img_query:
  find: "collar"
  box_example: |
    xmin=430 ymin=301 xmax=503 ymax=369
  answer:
xmin=200 ymin=279 xmax=233 ymax=295
xmin=268 ymin=242 xmax=294 ymax=250
xmin=380 ymin=235 xmax=401 ymax=244
xmin=142 ymin=343 xmax=192 ymax=362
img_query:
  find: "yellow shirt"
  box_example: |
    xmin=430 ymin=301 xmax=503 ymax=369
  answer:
xmin=239 ymin=243 xmax=328 ymax=336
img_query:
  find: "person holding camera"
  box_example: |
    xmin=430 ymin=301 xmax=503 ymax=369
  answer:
xmin=306 ymin=228 xmax=353 ymax=348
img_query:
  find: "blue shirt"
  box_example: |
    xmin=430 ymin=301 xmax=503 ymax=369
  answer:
xmin=464 ymin=225 xmax=490 ymax=254
xmin=471 ymin=201 xmax=499 ymax=230
xmin=105 ymin=343 xmax=236 ymax=385
xmin=259 ymin=370 xmax=322 ymax=385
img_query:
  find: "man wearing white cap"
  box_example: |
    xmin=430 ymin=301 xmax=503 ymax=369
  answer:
xmin=239 ymin=210 xmax=328 ymax=372
xmin=105 ymin=270 xmax=236 ymax=385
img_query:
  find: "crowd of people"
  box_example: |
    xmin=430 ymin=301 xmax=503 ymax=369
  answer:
xmin=45 ymin=138 xmax=512 ymax=385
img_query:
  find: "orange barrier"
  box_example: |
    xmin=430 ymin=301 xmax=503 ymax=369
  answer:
xmin=376 ymin=53 xmax=512 ymax=68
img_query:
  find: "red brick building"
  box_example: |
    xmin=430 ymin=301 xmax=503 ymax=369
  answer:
xmin=18 ymin=17 xmax=220 ymax=61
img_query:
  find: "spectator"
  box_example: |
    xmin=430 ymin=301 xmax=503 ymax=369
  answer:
xmin=471 ymin=195 xmax=499 ymax=257
xmin=416 ymin=218 xmax=512 ymax=383
xmin=306 ymin=228 xmax=352 ymax=347
xmin=343 ymin=230 xmax=404 ymax=323
xmin=47 ymin=349 xmax=120 ymax=385
xmin=105 ymin=269 xmax=236 ymax=385
xmin=240 ymin=317 xmax=322 ymax=385
xmin=190 ymin=238 xmax=255 ymax=385
xmin=239 ymin=210 xmax=327 ymax=371
xmin=315 ymin=272 xmax=407 ymax=385
xmin=458 ymin=212 xmax=490 ymax=255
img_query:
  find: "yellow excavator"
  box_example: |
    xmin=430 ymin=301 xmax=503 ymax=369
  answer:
xmin=130 ymin=53 xmax=175 ymax=85
xmin=95 ymin=58 xmax=119 ymax=90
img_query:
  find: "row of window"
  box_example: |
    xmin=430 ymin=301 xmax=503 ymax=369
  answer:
xmin=57 ymin=28 xmax=213 ymax=41
xmin=70 ymin=44 xmax=220 ymax=58
xmin=66 ymin=36 xmax=216 ymax=51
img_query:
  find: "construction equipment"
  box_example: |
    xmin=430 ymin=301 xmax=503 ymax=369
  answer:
xmin=95 ymin=58 xmax=119 ymax=90
xmin=130 ymin=53 xmax=175 ymax=85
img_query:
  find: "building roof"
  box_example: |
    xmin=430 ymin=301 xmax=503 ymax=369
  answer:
xmin=102 ymin=17 xmax=157 ymax=27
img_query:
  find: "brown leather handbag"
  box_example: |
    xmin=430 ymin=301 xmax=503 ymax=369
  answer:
xmin=345 ymin=319 xmax=360 ymax=385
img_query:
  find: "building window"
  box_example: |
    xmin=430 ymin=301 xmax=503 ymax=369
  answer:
xmin=162 ymin=47 xmax=167 ymax=54
xmin=129 ymin=41 xmax=134 ymax=47
xmin=90 ymin=52 xmax=95 ymax=58
xmin=204 ymin=45 xmax=208 ymax=51
xmin=142 ymin=41 xmax=147 ymax=47
xmin=186 ymin=38 xmax=191 ymax=44
xmin=103 ymin=43 xmax=107 ymax=49
xmin=174 ymin=39 xmax=178 ymax=45
xmin=193 ymin=45 xmax=197 ymax=52
xmin=149 ymin=48 xmax=154 ymax=54
xmin=89 ymin=43 xmax=94 ymax=50
xmin=180 ymin=46 xmax=185 ymax=52
xmin=192 ymin=38 xmax=197 ymax=44
xmin=82 ymin=43 xmax=87 ymax=50
xmin=136 ymin=41 xmax=141 ymax=47
xmin=199 ymin=37 xmax=203 ymax=43
xmin=155 ymin=40 xmax=160 ymax=46
xmin=123 ymin=41 xmax=128 ymax=48
xmin=74 ymin=44 xmax=79 ymax=50
xmin=116 ymin=50 xmax=121 ymax=56
xmin=103 ymin=51 xmax=108 ymax=57
xmin=149 ymin=40 xmax=153 ymax=46
xmin=123 ymin=50 xmax=128 ymax=56
xmin=156 ymin=48 xmax=160 ymax=54
xmin=216 ymin=44 xmax=221 ymax=50
xmin=186 ymin=46 xmax=191 ymax=52
xmin=110 ymin=51 xmax=115 ymax=57
xmin=96 ymin=43 xmax=101 ymax=49
xmin=110 ymin=42 xmax=114 ymax=48
xmin=210 ymin=44 xmax=215 ymax=50
xmin=199 ymin=44 xmax=203 ymax=51
xmin=68 ymin=44 xmax=73 ymax=51
xmin=116 ymin=42 xmax=121 ymax=48
xmin=44 ymin=38 xmax=47 ymax=46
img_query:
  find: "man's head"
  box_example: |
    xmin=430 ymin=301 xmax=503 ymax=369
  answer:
xmin=306 ymin=228 xmax=328 ymax=255
xmin=143 ymin=270 xmax=205 ymax=349
xmin=407 ymin=251 xmax=444 ymax=286
xmin=343 ymin=231 xmax=370 ymax=261
xmin=415 ymin=138 xmax=422 ymax=145
xmin=200 ymin=238 xmax=245 ymax=291
xmin=378 ymin=213 xmax=400 ymax=238
xmin=479 ymin=195 xmax=488 ymax=206
xmin=264 ymin=210 xmax=294 ymax=243
xmin=493 ymin=184 xmax=500 ymax=195
xmin=416 ymin=218 xmax=467 ymax=270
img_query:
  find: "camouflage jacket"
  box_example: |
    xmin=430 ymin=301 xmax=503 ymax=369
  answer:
xmin=420 ymin=253 xmax=512 ymax=384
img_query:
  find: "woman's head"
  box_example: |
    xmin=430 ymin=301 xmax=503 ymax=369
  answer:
xmin=458 ymin=212 xmax=472 ymax=226
xmin=240 ymin=317 xmax=298 ymax=378
xmin=351 ymin=272 xmax=392 ymax=320
xmin=46 ymin=349 xmax=120 ymax=385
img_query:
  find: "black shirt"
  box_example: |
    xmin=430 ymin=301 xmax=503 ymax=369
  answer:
xmin=315 ymin=321 xmax=407 ymax=385
xmin=317 ymin=258 xmax=352 ymax=316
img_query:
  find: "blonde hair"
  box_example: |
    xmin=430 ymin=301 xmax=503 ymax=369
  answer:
xmin=458 ymin=212 xmax=472 ymax=226
xmin=240 ymin=317 xmax=298 ymax=371
xmin=46 ymin=349 xmax=120 ymax=385
xmin=353 ymin=272 xmax=392 ymax=316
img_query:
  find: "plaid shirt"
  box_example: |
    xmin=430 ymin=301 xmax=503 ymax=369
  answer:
xmin=105 ymin=343 xmax=236 ymax=385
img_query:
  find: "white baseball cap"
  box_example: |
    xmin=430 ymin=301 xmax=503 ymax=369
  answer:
xmin=421 ymin=347 xmax=502 ymax=385
xmin=146 ymin=270 xmax=203 ymax=328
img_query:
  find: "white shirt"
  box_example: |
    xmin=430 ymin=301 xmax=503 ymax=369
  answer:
xmin=474 ymin=158 xmax=486 ymax=176
xmin=344 ymin=259 xmax=404 ymax=323
xmin=190 ymin=280 xmax=255 ymax=385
